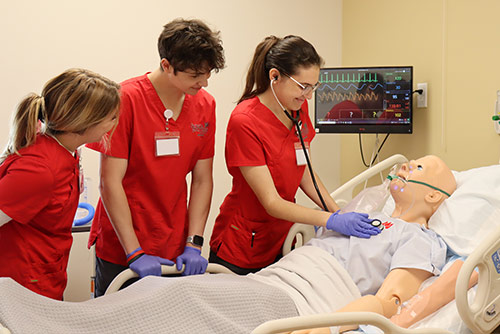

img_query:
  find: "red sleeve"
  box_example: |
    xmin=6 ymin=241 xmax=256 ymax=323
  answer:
xmin=225 ymin=113 xmax=266 ymax=168
xmin=86 ymin=92 xmax=132 ymax=159
xmin=198 ymin=100 xmax=216 ymax=160
xmin=0 ymin=158 xmax=55 ymax=224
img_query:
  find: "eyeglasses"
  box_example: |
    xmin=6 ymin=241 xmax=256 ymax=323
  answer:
xmin=284 ymin=74 xmax=320 ymax=95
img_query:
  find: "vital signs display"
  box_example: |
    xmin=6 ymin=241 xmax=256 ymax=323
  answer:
xmin=314 ymin=66 xmax=413 ymax=134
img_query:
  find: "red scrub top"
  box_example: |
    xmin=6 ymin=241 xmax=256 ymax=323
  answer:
xmin=0 ymin=135 xmax=79 ymax=300
xmin=87 ymin=74 xmax=215 ymax=266
xmin=210 ymin=96 xmax=315 ymax=269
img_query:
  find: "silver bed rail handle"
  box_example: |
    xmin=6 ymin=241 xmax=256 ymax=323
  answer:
xmin=250 ymin=311 xmax=452 ymax=334
xmin=104 ymin=263 xmax=233 ymax=295
xmin=456 ymin=223 xmax=500 ymax=334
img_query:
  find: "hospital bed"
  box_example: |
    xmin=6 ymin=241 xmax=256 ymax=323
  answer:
xmin=98 ymin=154 xmax=500 ymax=334
xmin=257 ymin=154 xmax=500 ymax=334
xmin=1 ymin=154 xmax=500 ymax=334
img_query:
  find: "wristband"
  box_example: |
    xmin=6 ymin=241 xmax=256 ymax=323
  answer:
xmin=126 ymin=246 xmax=145 ymax=265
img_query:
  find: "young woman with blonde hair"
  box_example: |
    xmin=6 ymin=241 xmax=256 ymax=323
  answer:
xmin=0 ymin=68 xmax=120 ymax=300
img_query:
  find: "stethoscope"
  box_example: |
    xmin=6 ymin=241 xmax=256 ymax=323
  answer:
xmin=271 ymin=78 xmax=329 ymax=211
xmin=370 ymin=218 xmax=384 ymax=230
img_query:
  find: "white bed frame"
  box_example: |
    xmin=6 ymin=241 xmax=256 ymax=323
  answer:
xmin=258 ymin=154 xmax=500 ymax=334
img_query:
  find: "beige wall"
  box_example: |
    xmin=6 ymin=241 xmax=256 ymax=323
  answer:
xmin=0 ymin=0 xmax=342 ymax=300
xmin=341 ymin=0 xmax=500 ymax=184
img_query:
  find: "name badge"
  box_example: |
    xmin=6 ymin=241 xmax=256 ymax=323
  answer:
xmin=295 ymin=142 xmax=310 ymax=166
xmin=155 ymin=132 xmax=180 ymax=156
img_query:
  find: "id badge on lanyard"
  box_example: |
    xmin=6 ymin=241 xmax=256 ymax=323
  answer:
xmin=294 ymin=142 xmax=310 ymax=166
xmin=155 ymin=131 xmax=180 ymax=156
xmin=155 ymin=109 xmax=180 ymax=157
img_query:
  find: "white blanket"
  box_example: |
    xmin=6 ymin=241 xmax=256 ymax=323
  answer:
xmin=0 ymin=274 xmax=298 ymax=334
xmin=248 ymin=245 xmax=361 ymax=315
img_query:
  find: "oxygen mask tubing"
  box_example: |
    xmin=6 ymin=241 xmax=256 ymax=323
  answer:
xmin=386 ymin=163 xmax=451 ymax=219
xmin=387 ymin=163 xmax=451 ymax=196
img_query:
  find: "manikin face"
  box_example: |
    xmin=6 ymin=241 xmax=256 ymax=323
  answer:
xmin=390 ymin=155 xmax=456 ymax=206
xmin=273 ymin=65 xmax=320 ymax=111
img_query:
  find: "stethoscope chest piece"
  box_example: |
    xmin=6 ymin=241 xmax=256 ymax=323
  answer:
xmin=371 ymin=218 xmax=384 ymax=230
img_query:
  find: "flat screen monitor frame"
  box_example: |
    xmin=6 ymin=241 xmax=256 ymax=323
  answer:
xmin=314 ymin=66 xmax=413 ymax=134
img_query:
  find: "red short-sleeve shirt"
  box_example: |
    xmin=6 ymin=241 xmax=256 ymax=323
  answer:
xmin=210 ymin=96 xmax=315 ymax=268
xmin=0 ymin=135 xmax=79 ymax=299
xmin=87 ymin=74 xmax=216 ymax=265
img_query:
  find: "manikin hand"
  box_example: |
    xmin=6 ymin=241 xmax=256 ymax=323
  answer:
xmin=176 ymin=246 xmax=208 ymax=276
xmin=326 ymin=211 xmax=381 ymax=238
xmin=127 ymin=247 xmax=174 ymax=278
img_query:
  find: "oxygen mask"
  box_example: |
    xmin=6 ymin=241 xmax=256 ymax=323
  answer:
xmin=386 ymin=163 xmax=416 ymax=219
xmin=387 ymin=163 xmax=451 ymax=197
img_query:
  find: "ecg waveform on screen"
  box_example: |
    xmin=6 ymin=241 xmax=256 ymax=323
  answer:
xmin=319 ymin=82 xmax=384 ymax=92
xmin=316 ymin=90 xmax=380 ymax=103
xmin=320 ymin=72 xmax=380 ymax=84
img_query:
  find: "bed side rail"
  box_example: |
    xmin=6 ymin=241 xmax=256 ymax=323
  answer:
xmin=330 ymin=153 xmax=408 ymax=208
xmin=456 ymin=223 xmax=500 ymax=334
xmin=104 ymin=263 xmax=234 ymax=295
xmin=251 ymin=311 xmax=452 ymax=334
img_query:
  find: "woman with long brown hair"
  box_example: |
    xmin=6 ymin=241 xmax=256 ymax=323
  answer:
xmin=210 ymin=36 xmax=380 ymax=274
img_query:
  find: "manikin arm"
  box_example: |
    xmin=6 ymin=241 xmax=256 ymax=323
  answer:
xmin=390 ymin=259 xmax=479 ymax=328
xmin=289 ymin=268 xmax=432 ymax=334
xmin=336 ymin=268 xmax=432 ymax=332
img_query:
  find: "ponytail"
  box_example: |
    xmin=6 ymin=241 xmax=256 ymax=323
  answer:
xmin=1 ymin=94 xmax=45 ymax=163
xmin=0 ymin=68 xmax=120 ymax=164
xmin=238 ymin=35 xmax=324 ymax=104
xmin=238 ymin=36 xmax=280 ymax=104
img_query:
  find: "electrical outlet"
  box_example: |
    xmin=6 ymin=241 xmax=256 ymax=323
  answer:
xmin=417 ymin=83 xmax=428 ymax=108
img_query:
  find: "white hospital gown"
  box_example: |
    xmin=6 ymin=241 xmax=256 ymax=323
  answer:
xmin=308 ymin=213 xmax=447 ymax=296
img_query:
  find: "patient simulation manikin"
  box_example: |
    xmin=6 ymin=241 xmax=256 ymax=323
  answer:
xmin=287 ymin=155 xmax=459 ymax=333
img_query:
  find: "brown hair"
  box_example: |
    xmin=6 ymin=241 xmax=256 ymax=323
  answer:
xmin=1 ymin=68 xmax=120 ymax=162
xmin=239 ymin=35 xmax=324 ymax=103
xmin=158 ymin=18 xmax=225 ymax=74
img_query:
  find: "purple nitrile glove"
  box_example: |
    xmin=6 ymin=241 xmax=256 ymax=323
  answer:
xmin=127 ymin=247 xmax=174 ymax=278
xmin=326 ymin=210 xmax=381 ymax=238
xmin=176 ymin=246 xmax=208 ymax=276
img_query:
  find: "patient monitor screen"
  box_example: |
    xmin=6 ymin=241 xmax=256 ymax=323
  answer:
xmin=314 ymin=66 xmax=413 ymax=134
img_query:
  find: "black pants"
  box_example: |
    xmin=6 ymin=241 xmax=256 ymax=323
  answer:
xmin=209 ymin=250 xmax=267 ymax=275
xmin=94 ymin=256 xmax=138 ymax=297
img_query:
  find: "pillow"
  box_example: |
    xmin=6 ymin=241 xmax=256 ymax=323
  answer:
xmin=428 ymin=164 xmax=500 ymax=256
